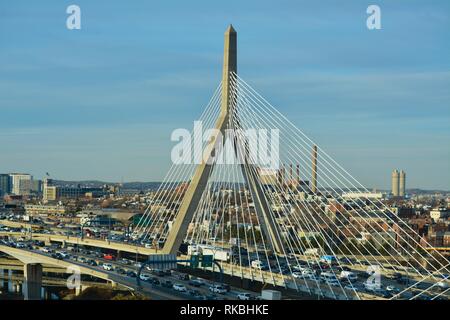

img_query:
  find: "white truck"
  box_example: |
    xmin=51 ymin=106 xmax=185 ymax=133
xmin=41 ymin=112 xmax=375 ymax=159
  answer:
xmin=188 ymin=244 xmax=230 ymax=262
xmin=260 ymin=290 xmax=281 ymax=300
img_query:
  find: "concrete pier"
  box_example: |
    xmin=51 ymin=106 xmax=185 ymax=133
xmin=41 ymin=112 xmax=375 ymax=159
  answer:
xmin=23 ymin=263 xmax=43 ymax=300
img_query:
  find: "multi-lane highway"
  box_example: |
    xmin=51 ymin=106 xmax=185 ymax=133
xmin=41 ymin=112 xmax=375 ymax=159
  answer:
xmin=1 ymin=218 xmax=448 ymax=301
xmin=0 ymin=237 xmax=259 ymax=300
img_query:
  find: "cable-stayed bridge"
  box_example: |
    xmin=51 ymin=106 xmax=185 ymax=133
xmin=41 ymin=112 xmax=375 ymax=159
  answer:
xmin=1 ymin=25 xmax=448 ymax=301
xmin=131 ymin=25 xmax=450 ymax=300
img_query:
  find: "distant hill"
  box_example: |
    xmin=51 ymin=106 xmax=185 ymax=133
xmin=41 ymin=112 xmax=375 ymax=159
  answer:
xmin=53 ymin=180 xmax=162 ymax=191
xmin=51 ymin=180 xmax=449 ymax=194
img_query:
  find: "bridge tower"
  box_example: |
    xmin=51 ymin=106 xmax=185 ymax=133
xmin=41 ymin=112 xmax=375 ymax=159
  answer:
xmin=163 ymin=25 xmax=283 ymax=254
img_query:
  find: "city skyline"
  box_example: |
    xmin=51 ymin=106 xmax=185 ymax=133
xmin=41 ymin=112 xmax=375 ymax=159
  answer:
xmin=1 ymin=0 xmax=449 ymax=189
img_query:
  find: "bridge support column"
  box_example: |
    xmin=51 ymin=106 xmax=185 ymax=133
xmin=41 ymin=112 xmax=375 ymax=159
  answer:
xmin=23 ymin=263 xmax=42 ymax=300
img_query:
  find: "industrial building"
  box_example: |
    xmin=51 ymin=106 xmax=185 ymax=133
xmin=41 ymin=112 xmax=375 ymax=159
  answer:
xmin=391 ymin=169 xmax=406 ymax=197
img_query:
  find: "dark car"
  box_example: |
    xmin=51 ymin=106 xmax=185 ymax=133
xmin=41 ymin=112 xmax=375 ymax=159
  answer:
xmin=51 ymin=253 xmax=63 ymax=260
xmin=115 ymin=267 xmax=126 ymax=274
xmin=391 ymin=272 xmax=403 ymax=280
xmin=126 ymin=271 xmax=137 ymax=278
xmin=222 ymin=284 xmax=231 ymax=292
xmin=379 ymin=290 xmax=394 ymax=298
xmin=150 ymin=277 xmax=160 ymax=285
xmin=151 ymin=269 xmax=166 ymax=277
xmin=189 ymin=279 xmax=203 ymax=287
xmin=341 ymin=266 xmax=352 ymax=272
xmin=161 ymin=280 xmax=173 ymax=288
xmin=188 ymin=289 xmax=201 ymax=297
xmin=88 ymin=260 xmax=98 ymax=266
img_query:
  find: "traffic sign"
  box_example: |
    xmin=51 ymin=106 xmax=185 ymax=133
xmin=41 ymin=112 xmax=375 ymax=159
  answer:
xmin=201 ymin=255 xmax=213 ymax=267
xmin=190 ymin=255 xmax=200 ymax=268
xmin=147 ymin=254 xmax=177 ymax=270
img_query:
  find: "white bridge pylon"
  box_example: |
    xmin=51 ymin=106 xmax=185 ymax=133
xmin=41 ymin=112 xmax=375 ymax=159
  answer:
xmin=133 ymin=26 xmax=450 ymax=300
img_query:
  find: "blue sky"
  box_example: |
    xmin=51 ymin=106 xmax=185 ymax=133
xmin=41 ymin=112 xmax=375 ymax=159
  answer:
xmin=0 ymin=0 xmax=449 ymax=189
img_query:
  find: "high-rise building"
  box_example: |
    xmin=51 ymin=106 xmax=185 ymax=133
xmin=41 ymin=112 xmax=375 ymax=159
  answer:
xmin=0 ymin=174 xmax=11 ymax=196
xmin=31 ymin=179 xmax=42 ymax=194
xmin=9 ymin=173 xmax=33 ymax=196
xmin=391 ymin=169 xmax=399 ymax=197
xmin=399 ymin=170 xmax=406 ymax=197
xmin=43 ymin=178 xmax=56 ymax=202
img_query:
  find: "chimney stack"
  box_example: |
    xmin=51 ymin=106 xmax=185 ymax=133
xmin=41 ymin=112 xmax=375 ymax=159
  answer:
xmin=312 ymin=145 xmax=318 ymax=193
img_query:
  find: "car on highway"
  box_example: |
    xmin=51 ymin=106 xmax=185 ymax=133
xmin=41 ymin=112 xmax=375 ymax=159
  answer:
xmin=237 ymin=293 xmax=252 ymax=300
xmin=339 ymin=271 xmax=358 ymax=282
xmin=340 ymin=257 xmax=356 ymax=264
xmin=390 ymin=272 xmax=402 ymax=280
xmin=173 ymin=283 xmax=187 ymax=292
xmin=294 ymin=269 xmax=317 ymax=281
xmin=437 ymin=280 xmax=449 ymax=290
xmin=209 ymin=284 xmax=227 ymax=294
xmin=161 ymin=280 xmax=173 ymax=288
xmin=102 ymin=263 xmax=114 ymax=271
xmin=87 ymin=259 xmax=98 ymax=266
xmin=16 ymin=242 xmax=27 ymax=249
xmin=222 ymin=284 xmax=231 ymax=292
xmin=172 ymin=271 xmax=190 ymax=281
xmin=115 ymin=267 xmax=126 ymax=275
xmin=139 ymin=273 xmax=151 ymax=281
xmin=386 ymin=285 xmax=400 ymax=294
xmin=189 ymin=279 xmax=205 ymax=287
xmin=336 ymin=266 xmax=352 ymax=272
xmin=364 ymin=281 xmax=382 ymax=292
xmin=320 ymin=272 xmax=340 ymax=286
xmin=51 ymin=253 xmax=64 ymax=260
xmin=251 ymin=260 xmax=269 ymax=270
xmin=293 ymin=264 xmax=309 ymax=272
xmin=103 ymin=254 xmax=115 ymax=261
xmin=150 ymin=269 xmax=166 ymax=277
xmin=126 ymin=270 xmax=137 ymax=278
xmin=187 ymin=289 xmax=201 ymax=297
